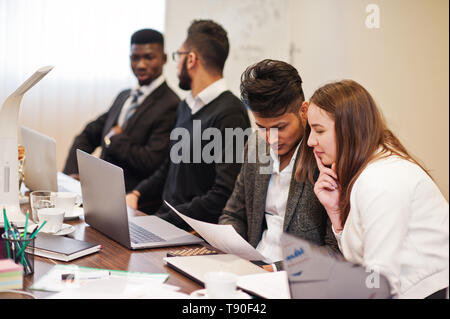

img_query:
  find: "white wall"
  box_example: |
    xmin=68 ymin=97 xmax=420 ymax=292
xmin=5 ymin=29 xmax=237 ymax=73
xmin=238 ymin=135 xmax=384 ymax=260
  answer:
xmin=288 ymin=0 xmax=449 ymax=200
xmin=165 ymin=0 xmax=449 ymax=200
xmin=0 ymin=0 xmax=166 ymax=172
xmin=4 ymin=0 xmax=446 ymax=200
xmin=164 ymin=0 xmax=291 ymax=99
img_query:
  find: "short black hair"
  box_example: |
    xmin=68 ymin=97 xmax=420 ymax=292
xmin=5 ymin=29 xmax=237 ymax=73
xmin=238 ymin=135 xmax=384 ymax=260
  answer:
xmin=240 ymin=59 xmax=305 ymax=118
xmin=131 ymin=29 xmax=164 ymax=48
xmin=185 ymin=20 xmax=229 ymax=74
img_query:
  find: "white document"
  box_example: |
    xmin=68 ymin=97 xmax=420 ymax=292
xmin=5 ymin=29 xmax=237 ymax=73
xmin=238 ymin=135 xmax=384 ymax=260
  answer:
xmin=57 ymin=172 xmax=82 ymax=199
xmin=46 ymin=280 xmax=190 ymax=299
xmin=238 ymin=271 xmax=291 ymax=299
xmin=31 ymin=264 xmax=169 ymax=293
xmin=0 ymin=66 xmax=53 ymax=227
xmin=164 ymin=200 xmax=265 ymax=261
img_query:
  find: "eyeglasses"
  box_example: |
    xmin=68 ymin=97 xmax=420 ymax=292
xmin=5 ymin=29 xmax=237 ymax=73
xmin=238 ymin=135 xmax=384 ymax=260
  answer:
xmin=172 ymin=51 xmax=190 ymax=62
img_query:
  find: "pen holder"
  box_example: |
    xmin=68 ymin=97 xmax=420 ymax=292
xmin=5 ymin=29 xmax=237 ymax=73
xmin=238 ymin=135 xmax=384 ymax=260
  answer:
xmin=1 ymin=232 xmax=35 ymax=276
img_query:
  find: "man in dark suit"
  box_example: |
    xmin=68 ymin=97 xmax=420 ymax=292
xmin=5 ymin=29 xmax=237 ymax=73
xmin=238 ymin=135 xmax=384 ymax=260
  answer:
xmin=126 ymin=20 xmax=251 ymax=230
xmin=63 ymin=29 xmax=180 ymax=195
xmin=219 ymin=59 xmax=339 ymax=271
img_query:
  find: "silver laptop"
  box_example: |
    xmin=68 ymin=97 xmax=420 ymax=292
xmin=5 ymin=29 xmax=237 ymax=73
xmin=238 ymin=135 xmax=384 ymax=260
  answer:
xmin=76 ymin=149 xmax=204 ymax=249
xmin=281 ymin=233 xmax=392 ymax=299
xmin=20 ymin=126 xmax=81 ymax=197
xmin=20 ymin=126 xmax=58 ymax=192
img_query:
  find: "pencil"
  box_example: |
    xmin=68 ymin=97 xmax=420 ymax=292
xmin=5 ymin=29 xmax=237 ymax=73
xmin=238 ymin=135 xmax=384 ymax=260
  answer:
xmin=9 ymin=223 xmax=31 ymax=272
xmin=21 ymin=211 xmax=29 ymax=265
xmin=15 ymin=220 xmax=47 ymax=263
xmin=23 ymin=210 xmax=29 ymax=239
xmin=2 ymin=207 xmax=11 ymax=259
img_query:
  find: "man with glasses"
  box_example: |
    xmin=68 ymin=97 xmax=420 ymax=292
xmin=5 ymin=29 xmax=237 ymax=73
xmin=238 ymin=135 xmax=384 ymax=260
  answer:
xmin=63 ymin=29 xmax=180 ymax=198
xmin=126 ymin=20 xmax=251 ymax=230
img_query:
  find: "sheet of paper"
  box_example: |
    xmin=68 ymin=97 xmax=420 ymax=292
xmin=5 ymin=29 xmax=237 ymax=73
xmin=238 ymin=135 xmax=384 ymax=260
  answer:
xmin=165 ymin=201 xmax=265 ymax=261
xmin=31 ymin=264 xmax=169 ymax=293
xmin=237 ymin=270 xmax=291 ymax=299
xmin=46 ymin=280 xmax=189 ymax=299
xmin=57 ymin=171 xmax=82 ymax=199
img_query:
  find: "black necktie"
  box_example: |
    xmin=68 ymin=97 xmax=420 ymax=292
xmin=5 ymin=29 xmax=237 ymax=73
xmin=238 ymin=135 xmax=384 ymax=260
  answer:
xmin=123 ymin=89 xmax=143 ymax=124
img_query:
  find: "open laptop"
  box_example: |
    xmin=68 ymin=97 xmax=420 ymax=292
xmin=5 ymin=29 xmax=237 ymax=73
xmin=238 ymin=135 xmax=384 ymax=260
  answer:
xmin=20 ymin=126 xmax=81 ymax=197
xmin=20 ymin=126 xmax=57 ymax=192
xmin=76 ymin=149 xmax=204 ymax=249
xmin=281 ymin=233 xmax=392 ymax=299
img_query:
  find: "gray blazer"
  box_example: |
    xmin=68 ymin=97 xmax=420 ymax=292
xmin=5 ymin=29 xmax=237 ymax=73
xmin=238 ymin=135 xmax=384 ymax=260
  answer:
xmin=219 ymin=133 xmax=339 ymax=262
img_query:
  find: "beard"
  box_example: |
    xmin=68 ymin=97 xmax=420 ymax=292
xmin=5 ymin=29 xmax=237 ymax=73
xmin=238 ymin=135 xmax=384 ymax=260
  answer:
xmin=178 ymin=58 xmax=192 ymax=91
xmin=138 ymin=77 xmax=152 ymax=86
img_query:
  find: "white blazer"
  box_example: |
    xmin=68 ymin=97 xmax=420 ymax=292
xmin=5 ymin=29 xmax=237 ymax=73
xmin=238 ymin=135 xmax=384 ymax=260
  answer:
xmin=334 ymin=155 xmax=449 ymax=298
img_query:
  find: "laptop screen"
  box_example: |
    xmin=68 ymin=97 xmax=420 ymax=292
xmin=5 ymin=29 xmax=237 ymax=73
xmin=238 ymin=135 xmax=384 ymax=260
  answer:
xmin=76 ymin=149 xmax=132 ymax=249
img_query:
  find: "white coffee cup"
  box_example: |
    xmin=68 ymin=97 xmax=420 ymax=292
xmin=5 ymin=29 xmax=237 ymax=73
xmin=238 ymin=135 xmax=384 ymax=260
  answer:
xmin=37 ymin=207 xmax=65 ymax=233
xmin=203 ymin=271 xmax=238 ymax=299
xmin=55 ymin=192 xmax=77 ymax=217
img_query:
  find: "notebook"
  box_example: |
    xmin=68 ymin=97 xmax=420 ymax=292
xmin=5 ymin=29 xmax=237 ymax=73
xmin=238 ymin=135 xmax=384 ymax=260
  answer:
xmin=0 ymin=259 xmax=23 ymax=291
xmin=164 ymin=254 xmax=267 ymax=286
xmin=28 ymin=233 xmax=101 ymax=262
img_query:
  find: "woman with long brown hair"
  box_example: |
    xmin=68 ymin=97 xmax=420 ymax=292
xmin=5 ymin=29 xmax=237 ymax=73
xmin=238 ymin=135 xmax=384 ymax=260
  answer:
xmin=296 ymin=80 xmax=448 ymax=299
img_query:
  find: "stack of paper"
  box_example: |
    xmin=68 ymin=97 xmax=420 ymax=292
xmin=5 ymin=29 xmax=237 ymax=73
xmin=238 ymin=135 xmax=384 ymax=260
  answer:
xmin=0 ymin=259 xmax=23 ymax=291
xmin=237 ymin=271 xmax=291 ymax=299
xmin=31 ymin=264 xmax=187 ymax=299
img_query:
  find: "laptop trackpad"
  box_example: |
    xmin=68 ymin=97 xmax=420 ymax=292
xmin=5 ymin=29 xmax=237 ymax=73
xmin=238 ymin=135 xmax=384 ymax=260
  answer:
xmin=131 ymin=216 xmax=188 ymax=240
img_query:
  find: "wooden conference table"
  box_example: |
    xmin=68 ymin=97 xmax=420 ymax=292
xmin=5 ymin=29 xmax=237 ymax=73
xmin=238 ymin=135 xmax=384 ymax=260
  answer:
xmin=5 ymin=207 xmax=204 ymax=299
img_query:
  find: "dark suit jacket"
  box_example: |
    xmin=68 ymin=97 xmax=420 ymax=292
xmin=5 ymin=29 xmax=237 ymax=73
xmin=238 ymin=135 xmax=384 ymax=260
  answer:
xmin=63 ymin=81 xmax=180 ymax=192
xmin=219 ymin=133 xmax=339 ymax=267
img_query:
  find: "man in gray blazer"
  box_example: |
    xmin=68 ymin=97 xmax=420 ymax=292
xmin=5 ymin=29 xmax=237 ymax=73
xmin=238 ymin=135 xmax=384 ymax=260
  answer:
xmin=219 ymin=60 xmax=338 ymax=270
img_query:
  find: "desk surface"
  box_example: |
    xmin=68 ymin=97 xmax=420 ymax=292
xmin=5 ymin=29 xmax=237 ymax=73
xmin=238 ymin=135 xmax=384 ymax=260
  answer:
xmin=16 ymin=209 xmax=202 ymax=299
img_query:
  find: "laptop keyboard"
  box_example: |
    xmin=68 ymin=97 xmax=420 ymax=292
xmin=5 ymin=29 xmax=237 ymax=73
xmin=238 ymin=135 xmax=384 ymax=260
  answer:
xmin=129 ymin=222 xmax=166 ymax=244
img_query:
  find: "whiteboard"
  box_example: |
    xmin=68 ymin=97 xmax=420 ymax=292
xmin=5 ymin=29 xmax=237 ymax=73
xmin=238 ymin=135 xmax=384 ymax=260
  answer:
xmin=164 ymin=0 xmax=291 ymax=99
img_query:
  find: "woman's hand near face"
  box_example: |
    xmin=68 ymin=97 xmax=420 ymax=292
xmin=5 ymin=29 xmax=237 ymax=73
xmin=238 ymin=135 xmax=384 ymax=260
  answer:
xmin=313 ymin=152 xmax=345 ymax=233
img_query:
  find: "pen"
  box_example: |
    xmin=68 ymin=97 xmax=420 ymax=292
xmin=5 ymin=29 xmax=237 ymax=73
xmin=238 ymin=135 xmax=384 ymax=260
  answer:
xmin=9 ymin=223 xmax=31 ymax=272
xmin=30 ymin=225 xmax=39 ymax=236
xmin=29 ymin=221 xmax=47 ymax=239
xmin=61 ymin=271 xmax=111 ymax=281
xmin=15 ymin=221 xmax=47 ymax=260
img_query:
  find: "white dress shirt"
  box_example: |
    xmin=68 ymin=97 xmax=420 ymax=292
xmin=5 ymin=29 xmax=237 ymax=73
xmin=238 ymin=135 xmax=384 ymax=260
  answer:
xmin=185 ymin=78 xmax=228 ymax=115
xmin=334 ymin=155 xmax=449 ymax=298
xmin=256 ymin=142 xmax=301 ymax=264
xmin=117 ymin=74 xmax=165 ymax=127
